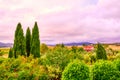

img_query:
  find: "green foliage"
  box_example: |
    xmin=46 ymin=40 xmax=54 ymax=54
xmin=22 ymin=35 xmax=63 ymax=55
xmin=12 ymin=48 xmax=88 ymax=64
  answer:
xmin=46 ymin=48 xmax=69 ymax=71
xmin=26 ymin=27 xmax=31 ymax=57
xmin=84 ymin=54 xmax=91 ymax=64
xmin=78 ymin=47 xmax=84 ymax=52
xmin=0 ymin=65 xmax=7 ymax=80
xmin=13 ymin=23 xmax=26 ymax=58
xmin=10 ymin=58 xmax=22 ymax=72
xmin=71 ymin=45 xmax=77 ymax=53
xmin=54 ymin=44 xmax=66 ymax=51
xmin=114 ymin=59 xmax=120 ymax=71
xmin=96 ymin=43 xmax=107 ymax=60
xmin=40 ymin=43 xmax=48 ymax=54
xmin=0 ymin=57 xmax=5 ymax=64
xmin=62 ymin=60 xmax=90 ymax=80
xmin=8 ymin=48 xmax=13 ymax=58
xmin=92 ymin=60 xmax=120 ymax=80
xmin=18 ymin=70 xmax=34 ymax=80
xmin=0 ymin=50 xmax=4 ymax=56
xmin=31 ymin=22 xmax=40 ymax=58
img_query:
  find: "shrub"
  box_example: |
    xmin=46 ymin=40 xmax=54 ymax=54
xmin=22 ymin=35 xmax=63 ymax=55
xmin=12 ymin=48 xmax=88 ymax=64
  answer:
xmin=89 ymin=53 xmax=96 ymax=63
xmin=84 ymin=54 xmax=91 ymax=64
xmin=114 ymin=59 xmax=120 ymax=71
xmin=46 ymin=50 xmax=69 ymax=71
xmin=0 ymin=66 xmax=7 ymax=80
xmin=0 ymin=57 xmax=5 ymax=64
xmin=18 ymin=70 xmax=31 ymax=80
xmin=0 ymin=50 xmax=4 ymax=56
xmin=62 ymin=60 xmax=90 ymax=80
xmin=40 ymin=43 xmax=48 ymax=54
xmin=10 ymin=58 xmax=22 ymax=72
xmin=92 ymin=60 xmax=120 ymax=80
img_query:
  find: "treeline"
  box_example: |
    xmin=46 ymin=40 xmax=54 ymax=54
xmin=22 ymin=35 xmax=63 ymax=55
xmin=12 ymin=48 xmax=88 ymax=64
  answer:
xmin=9 ymin=22 xmax=40 ymax=58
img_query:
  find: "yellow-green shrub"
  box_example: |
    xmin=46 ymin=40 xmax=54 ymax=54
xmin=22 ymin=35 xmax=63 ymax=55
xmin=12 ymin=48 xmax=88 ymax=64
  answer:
xmin=62 ymin=60 xmax=90 ymax=80
xmin=92 ymin=60 xmax=120 ymax=80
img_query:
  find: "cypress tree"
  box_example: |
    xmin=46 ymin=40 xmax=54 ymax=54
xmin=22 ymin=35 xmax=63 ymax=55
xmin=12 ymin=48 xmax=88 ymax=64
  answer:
xmin=96 ymin=43 xmax=107 ymax=60
xmin=13 ymin=23 xmax=26 ymax=58
xmin=8 ymin=48 xmax=13 ymax=58
xmin=26 ymin=27 xmax=31 ymax=57
xmin=31 ymin=22 xmax=40 ymax=58
xmin=13 ymin=23 xmax=21 ymax=58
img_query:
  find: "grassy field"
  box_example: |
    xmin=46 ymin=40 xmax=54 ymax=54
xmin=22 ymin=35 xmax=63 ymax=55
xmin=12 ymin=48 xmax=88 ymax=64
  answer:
xmin=108 ymin=45 xmax=120 ymax=50
xmin=0 ymin=47 xmax=10 ymax=58
xmin=0 ymin=47 xmax=10 ymax=53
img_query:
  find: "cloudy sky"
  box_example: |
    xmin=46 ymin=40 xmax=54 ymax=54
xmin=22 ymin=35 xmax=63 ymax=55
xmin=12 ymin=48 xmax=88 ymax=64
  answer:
xmin=0 ymin=0 xmax=120 ymax=44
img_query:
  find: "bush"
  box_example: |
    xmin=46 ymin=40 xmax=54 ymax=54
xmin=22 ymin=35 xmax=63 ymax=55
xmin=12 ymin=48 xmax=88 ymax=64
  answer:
xmin=40 ymin=43 xmax=48 ymax=54
xmin=0 ymin=50 xmax=4 ymax=56
xmin=0 ymin=57 xmax=5 ymax=64
xmin=62 ymin=60 xmax=90 ymax=80
xmin=18 ymin=70 xmax=31 ymax=80
xmin=92 ymin=60 xmax=120 ymax=80
xmin=46 ymin=50 xmax=69 ymax=71
xmin=84 ymin=54 xmax=91 ymax=64
xmin=10 ymin=59 xmax=22 ymax=72
xmin=114 ymin=59 xmax=120 ymax=71
xmin=0 ymin=65 xmax=7 ymax=80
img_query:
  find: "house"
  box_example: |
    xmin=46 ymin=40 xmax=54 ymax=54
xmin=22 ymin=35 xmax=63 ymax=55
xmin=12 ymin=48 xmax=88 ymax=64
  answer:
xmin=83 ymin=45 xmax=94 ymax=51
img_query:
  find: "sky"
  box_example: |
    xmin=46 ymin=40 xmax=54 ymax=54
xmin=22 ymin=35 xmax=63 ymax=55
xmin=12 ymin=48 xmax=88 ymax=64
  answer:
xmin=0 ymin=0 xmax=120 ymax=44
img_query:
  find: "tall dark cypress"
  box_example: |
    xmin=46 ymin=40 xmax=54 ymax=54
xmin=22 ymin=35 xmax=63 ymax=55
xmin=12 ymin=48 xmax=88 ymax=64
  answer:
xmin=26 ymin=27 xmax=31 ymax=57
xmin=13 ymin=23 xmax=26 ymax=58
xmin=31 ymin=22 xmax=40 ymax=58
xmin=96 ymin=43 xmax=107 ymax=60
xmin=13 ymin=23 xmax=21 ymax=58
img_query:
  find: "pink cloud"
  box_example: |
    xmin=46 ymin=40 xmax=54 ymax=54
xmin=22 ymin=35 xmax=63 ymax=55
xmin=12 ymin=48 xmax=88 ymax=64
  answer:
xmin=0 ymin=0 xmax=120 ymax=44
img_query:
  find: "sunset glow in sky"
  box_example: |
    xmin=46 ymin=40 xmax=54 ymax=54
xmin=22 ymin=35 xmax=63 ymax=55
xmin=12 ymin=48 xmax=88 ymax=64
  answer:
xmin=0 ymin=0 xmax=120 ymax=44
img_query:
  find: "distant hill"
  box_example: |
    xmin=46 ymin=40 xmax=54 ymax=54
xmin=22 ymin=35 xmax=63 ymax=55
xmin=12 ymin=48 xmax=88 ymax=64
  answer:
xmin=64 ymin=42 xmax=93 ymax=46
xmin=47 ymin=42 xmax=93 ymax=46
xmin=0 ymin=42 xmax=13 ymax=47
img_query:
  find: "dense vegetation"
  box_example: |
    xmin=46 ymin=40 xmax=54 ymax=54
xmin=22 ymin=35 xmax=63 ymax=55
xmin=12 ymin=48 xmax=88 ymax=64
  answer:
xmin=1 ymin=22 xmax=120 ymax=80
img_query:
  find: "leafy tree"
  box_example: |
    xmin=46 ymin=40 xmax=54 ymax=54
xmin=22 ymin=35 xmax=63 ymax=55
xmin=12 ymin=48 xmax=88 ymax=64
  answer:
xmin=92 ymin=60 xmax=120 ymax=80
xmin=13 ymin=23 xmax=26 ymax=58
xmin=8 ymin=48 xmax=13 ymax=58
xmin=31 ymin=22 xmax=40 ymax=58
xmin=96 ymin=43 xmax=107 ymax=60
xmin=26 ymin=27 xmax=31 ymax=57
xmin=62 ymin=60 xmax=90 ymax=80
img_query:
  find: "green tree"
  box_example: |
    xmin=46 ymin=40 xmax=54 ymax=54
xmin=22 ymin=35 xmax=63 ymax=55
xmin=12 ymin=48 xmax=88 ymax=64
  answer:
xmin=13 ymin=23 xmax=26 ymax=58
xmin=92 ymin=60 xmax=120 ymax=80
xmin=8 ymin=48 xmax=13 ymax=58
xmin=96 ymin=43 xmax=107 ymax=60
xmin=26 ymin=27 xmax=31 ymax=57
xmin=62 ymin=60 xmax=90 ymax=80
xmin=31 ymin=22 xmax=40 ymax=58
